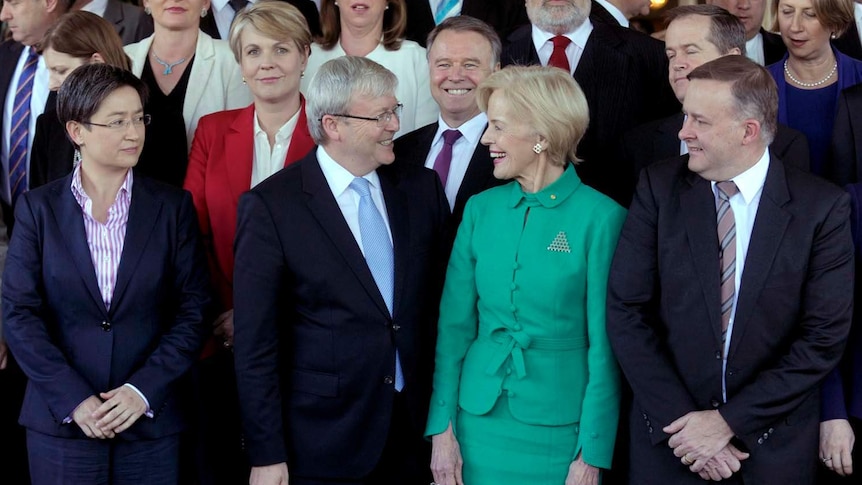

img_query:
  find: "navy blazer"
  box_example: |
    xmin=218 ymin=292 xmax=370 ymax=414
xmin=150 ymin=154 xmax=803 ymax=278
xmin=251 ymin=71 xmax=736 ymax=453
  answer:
xmin=233 ymin=150 xmax=450 ymax=479
xmin=1 ymin=173 xmax=211 ymax=440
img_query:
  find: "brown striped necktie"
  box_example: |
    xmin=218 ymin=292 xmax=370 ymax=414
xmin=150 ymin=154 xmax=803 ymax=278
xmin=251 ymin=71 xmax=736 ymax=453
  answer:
xmin=716 ymin=181 xmax=739 ymax=355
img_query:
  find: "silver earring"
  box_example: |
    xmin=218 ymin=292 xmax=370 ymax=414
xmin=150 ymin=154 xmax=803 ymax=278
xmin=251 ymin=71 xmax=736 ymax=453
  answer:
xmin=334 ymin=1 xmax=339 ymax=5
xmin=73 ymin=148 xmax=82 ymax=167
xmin=242 ymin=78 xmax=246 ymax=84
xmin=831 ymin=32 xmax=838 ymax=39
xmin=144 ymin=6 xmax=151 ymax=15
xmin=385 ymin=3 xmax=389 ymax=9
xmin=301 ymin=71 xmax=305 ymax=78
xmin=201 ymin=8 xmax=208 ymax=17
xmin=533 ymin=143 xmax=542 ymax=154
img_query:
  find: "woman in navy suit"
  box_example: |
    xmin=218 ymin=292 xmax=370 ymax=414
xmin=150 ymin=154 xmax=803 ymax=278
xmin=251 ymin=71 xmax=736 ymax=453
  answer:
xmin=1 ymin=64 xmax=211 ymax=484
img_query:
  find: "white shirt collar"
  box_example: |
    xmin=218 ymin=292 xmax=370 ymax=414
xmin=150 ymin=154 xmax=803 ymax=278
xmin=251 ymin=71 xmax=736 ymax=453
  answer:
xmin=711 ymin=148 xmax=770 ymax=205
xmin=745 ymin=33 xmax=765 ymax=66
xmin=434 ymin=112 xmax=487 ymax=148
xmin=253 ymin=108 xmax=300 ymax=143
xmin=211 ymin=0 xmax=229 ymax=11
xmin=595 ymin=0 xmax=629 ymax=27
xmin=79 ymin=0 xmax=108 ymax=17
xmin=531 ymin=19 xmax=593 ymax=54
xmin=316 ymin=145 xmax=383 ymax=198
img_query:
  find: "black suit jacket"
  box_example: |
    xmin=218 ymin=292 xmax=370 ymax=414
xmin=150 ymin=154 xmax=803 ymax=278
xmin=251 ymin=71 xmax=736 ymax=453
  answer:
xmin=589 ymin=0 xmax=622 ymax=26
xmin=104 ymin=0 xmax=153 ymax=45
xmin=607 ymin=155 xmax=853 ymax=483
xmin=404 ymin=0 xmax=528 ymax=47
xmin=827 ymin=82 xmax=862 ymax=186
xmin=761 ymin=29 xmax=786 ymax=66
xmin=621 ymin=112 xmax=810 ymax=177
xmin=393 ymin=121 xmax=504 ymax=229
xmin=503 ymin=23 xmax=680 ymax=206
xmin=30 ymin=107 xmax=74 ymax=190
xmin=833 ymin=22 xmax=862 ymax=61
xmin=233 ymin=151 xmax=450 ymax=479
xmin=200 ymin=0 xmax=321 ymax=39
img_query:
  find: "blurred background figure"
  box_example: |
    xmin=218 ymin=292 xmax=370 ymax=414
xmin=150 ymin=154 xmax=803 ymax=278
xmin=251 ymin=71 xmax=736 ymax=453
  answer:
xmin=125 ymin=0 xmax=251 ymax=187
xmin=70 ymin=0 xmax=154 ymax=44
xmin=31 ymin=10 xmax=132 ymax=190
xmin=427 ymin=66 xmax=624 ymax=485
xmin=402 ymin=0 xmax=527 ymax=47
xmin=199 ymin=0 xmax=321 ymax=39
xmin=767 ymin=0 xmax=862 ymax=176
xmin=183 ymin=1 xmax=314 ymax=483
xmin=591 ymin=0 xmax=651 ymax=27
xmin=301 ymin=0 xmax=438 ymax=138
xmin=2 ymin=63 xmax=210 ymax=485
xmin=708 ymin=0 xmax=787 ymax=65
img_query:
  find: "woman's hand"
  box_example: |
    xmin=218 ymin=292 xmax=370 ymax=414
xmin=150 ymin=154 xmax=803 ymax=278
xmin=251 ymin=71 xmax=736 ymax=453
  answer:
xmin=820 ymin=419 xmax=855 ymax=476
xmin=431 ymin=422 xmax=465 ymax=485
xmin=565 ymin=454 xmax=599 ymax=485
xmin=212 ymin=309 xmax=234 ymax=348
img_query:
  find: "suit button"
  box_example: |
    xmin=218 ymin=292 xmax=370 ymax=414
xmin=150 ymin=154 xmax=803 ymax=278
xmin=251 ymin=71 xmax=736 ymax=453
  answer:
xmin=507 ymin=390 xmax=515 ymax=397
xmin=757 ymin=437 xmax=764 ymax=445
xmin=715 ymin=351 xmax=721 ymax=360
xmin=513 ymin=262 xmax=519 ymax=270
xmin=101 ymin=321 xmax=112 ymax=332
xmin=762 ymin=433 xmax=769 ymax=439
xmin=648 ymin=426 xmax=654 ymax=434
xmin=711 ymin=400 xmax=720 ymax=408
xmin=383 ymin=376 xmax=394 ymax=385
xmin=768 ymin=428 xmax=774 ymax=434
xmin=510 ymin=305 xmax=518 ymax=313
xmin=392 ymin=324 xmax=401 ymax=331
xmin=642 ymin=413 xmax=648 ymax=420
xmin=510 ymin=283 xmax=517 ymax=290
xmin=506 ymin=368 xmax=512 ymax=375
xmin=438 ymin=400 xmax=445 ymax=406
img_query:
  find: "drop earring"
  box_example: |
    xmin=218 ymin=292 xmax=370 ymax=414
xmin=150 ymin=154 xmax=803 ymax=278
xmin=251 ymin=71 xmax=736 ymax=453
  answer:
xmin=144 ymin=6 xmax=151 ymax=15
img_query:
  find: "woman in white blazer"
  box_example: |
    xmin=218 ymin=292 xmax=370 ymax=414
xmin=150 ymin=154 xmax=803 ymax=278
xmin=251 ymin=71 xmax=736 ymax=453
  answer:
xmin=124 ymin=0 xmax=252 ymax=186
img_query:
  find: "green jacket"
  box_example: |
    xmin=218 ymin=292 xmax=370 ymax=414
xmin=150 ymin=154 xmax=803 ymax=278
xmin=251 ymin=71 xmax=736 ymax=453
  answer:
xmin=426 ymin=165 xmax=625 ymax=469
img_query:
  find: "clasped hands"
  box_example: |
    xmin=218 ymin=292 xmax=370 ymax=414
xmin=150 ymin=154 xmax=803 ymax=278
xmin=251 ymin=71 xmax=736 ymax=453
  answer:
xmin=72 ymin=385 xmax=147 ymax=439
xmin=663 ymin=410 xmax=749 ymax=481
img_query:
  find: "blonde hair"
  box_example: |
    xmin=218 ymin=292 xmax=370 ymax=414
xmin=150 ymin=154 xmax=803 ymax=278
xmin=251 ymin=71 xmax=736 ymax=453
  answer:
xmin=229 ymin=0 xmax=312 ymax=63
xmin=476 ymin=66 xmax=589 ymax=166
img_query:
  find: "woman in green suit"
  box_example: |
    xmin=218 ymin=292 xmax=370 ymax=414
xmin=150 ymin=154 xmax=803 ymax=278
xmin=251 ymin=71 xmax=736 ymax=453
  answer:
xmin=427 ymin=66 xmax=625 ymax=485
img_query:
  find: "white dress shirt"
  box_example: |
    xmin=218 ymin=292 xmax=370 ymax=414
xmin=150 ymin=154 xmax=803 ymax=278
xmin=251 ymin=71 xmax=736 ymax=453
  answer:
xmin=251 ymin=107 xmax=300 ymax=187
xmin=595 ymin=0 xmax=629 ymax=27
xmin=711 ymin=148 xmax=770 ymax=401
xmin=531 ymin=20 xmax=594 ymax=76
xmin=211 ymin=0 xmax=257 ymax=40
xmin=79 ymin=0 xmax=108 ymax=17
xmin=2 ymin=48 xmax=49 ymax=204
xmin=316 ymin=146 xmax=393 ymax=249
xmin=745 ymin=33 xmax=766 ymax=66
xmin=424 ymin=112 xmax=487 ymax=210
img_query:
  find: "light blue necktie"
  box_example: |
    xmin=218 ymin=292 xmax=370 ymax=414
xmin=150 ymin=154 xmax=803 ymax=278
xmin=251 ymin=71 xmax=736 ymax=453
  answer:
xmin=434 ymin=0 xmax=460 ymax=24
xmin=350 ymin=177 xmax=404 ymax=391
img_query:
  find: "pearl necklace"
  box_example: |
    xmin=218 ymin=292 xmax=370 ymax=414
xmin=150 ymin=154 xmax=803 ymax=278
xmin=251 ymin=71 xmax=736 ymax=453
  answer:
xmin=784 ymin=60 xmax=837 ymax=88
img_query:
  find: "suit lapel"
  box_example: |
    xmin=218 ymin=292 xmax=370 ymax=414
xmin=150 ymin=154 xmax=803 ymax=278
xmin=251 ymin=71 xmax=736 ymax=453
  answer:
xmin=680 ymin=168 xmax=723 ymax=342
xmin=302 ymin=156 xmax=392 ymax=318
xmin=284 ymin=100 xmax=316 ymax=166
xmin=48 ymin=179 xmax=108 ymax=315
xmin=728 ymin=159 xmax=791 ymax=359
xmin=224 ymin=105 xmax=255 ymax=205
xmin=183 ymin=34 xmax=215 ymax=128
xmin=380 ymin=169 xmax=409 ymax=319
xmin=110 ymin=178 xmax=162 ymax=314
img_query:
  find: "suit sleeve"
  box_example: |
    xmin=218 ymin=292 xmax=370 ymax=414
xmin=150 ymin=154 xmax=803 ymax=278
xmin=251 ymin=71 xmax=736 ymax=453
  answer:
xmin=425 ymin=196 xmax=480 ymax=437
xmin=29 ymin=115 xmax=51 ymax=190
xmin=125 ymin=192 xmax=212 ymax=410
xmin=826 ymin=89 xmax=859 ymax=186
xmin=575 ymin=202 xmax=626 ymax=468
xmin=1 ymin=195 xmax=99 ymax=420
xmin=233 ymin=190 xmax=290 ymax=466
xmin=606 ymin=168 xmax=701 ymax=444
xmin=719 ymin=191 xmax=854 ymax=447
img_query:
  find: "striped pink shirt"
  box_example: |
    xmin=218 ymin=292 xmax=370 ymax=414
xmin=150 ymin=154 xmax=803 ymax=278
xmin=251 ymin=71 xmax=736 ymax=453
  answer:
xmin=70 ymin=165 xmax=133 ymax=310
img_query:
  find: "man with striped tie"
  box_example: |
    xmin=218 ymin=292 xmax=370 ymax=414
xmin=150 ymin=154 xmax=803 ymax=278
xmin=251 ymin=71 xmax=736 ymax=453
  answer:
xmin=403 ymin=0 xmax=527 ymax=47
xmin=607 ymin=55 xmax=855 ymax=485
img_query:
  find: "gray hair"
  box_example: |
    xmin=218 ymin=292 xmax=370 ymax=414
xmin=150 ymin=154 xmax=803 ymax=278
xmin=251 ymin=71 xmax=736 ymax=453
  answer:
xmin=306 ymin=56 xmax=399 ymax=145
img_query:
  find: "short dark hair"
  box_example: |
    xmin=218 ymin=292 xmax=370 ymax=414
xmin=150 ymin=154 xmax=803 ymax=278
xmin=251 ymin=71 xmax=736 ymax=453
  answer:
xmin=665 ymin=4 xmax=746 ymax=56
xmin=688 ymin=56 xmax=778 ymax=144
xmin=57 ymin=64 xmax=148 ymax=127
xmin=426 ymin=15 xmax=501 ymax=66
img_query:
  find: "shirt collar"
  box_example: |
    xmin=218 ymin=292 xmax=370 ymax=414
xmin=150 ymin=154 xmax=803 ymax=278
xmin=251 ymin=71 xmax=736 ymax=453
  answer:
xmin=531 ymin=18 xmax=593 ymax=53
xmin=316 ymin=145 xmax=383 ymax=197
xmin=211 ymin=0 xmax=229 ymax=11
xmin=70 ymin=164 xmax=134 ymax=206
xmin=79 ymin=0 xmax=108 ymax=16
xmin=508 ymin=163 xmax=582 ymax=208
xmin=253 ymin=107 xmax=302 ymax=142
xmin=595 ymin=0 xmax=629 ymax=27
xmin=434 ymin=112 xmax=487 ymax=148
xmin=711 ymin=148 xmax=770 ymax=205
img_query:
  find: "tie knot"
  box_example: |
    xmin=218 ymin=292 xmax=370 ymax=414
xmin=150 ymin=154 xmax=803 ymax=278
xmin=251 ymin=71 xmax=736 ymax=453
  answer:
xmin=442 ymin=129 xmax=462 ymax=146
xmin=350 ymin=177 xmax=372 ymax=198
xmin=717 ymin=181 xmax=739 ymax=200
xmin=229 ymin=0 xmax=249 ymax=13
xmin=552 ymin=35 xmax=571 ymax=49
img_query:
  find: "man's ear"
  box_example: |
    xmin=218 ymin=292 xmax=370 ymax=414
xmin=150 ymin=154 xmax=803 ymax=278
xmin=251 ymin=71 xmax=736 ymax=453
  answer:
xmin=741 ymin=118 xmax=762 ymax=146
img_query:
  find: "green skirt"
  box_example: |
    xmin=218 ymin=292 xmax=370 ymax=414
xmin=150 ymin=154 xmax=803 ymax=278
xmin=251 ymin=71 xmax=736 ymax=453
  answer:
xmin=457 ymin=396 xmax=579 ymax=485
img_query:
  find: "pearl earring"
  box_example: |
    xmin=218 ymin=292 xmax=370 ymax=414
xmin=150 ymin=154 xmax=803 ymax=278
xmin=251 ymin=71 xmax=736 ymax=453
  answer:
xmin=533 ymin=143 xmax=542 ymax=154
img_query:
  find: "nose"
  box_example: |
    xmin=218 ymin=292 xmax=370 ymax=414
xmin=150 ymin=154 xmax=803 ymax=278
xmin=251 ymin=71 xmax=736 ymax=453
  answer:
xmin=48 ymin=73 xmax=62 ymax=92
xmin=789 ymin=13 xmax=803 ymax=32
xmin=0 ymin=4 xmax=11 ymax=22
xmin=737 ymin=0 xmax=750 ymax=10
xmin=480 ymin=125 xmax=493 ymax=146
xmin=672 ymin=54 xmax=688 ymax=72
xmin=678 ymin=116 xmax=693 ymax=142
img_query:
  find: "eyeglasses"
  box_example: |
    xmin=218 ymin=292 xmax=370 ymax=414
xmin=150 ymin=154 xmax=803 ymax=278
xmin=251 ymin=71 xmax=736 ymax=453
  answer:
xmin=84 ymin=114 xmax=151 ymax=130
xmin=327 ymin=103 xmax=403 ymax=127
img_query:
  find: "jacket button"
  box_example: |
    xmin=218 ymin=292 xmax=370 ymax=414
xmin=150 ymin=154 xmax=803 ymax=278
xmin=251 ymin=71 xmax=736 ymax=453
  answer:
xmin=392 ymin=324 xmax=401 ymax=331
xmin=438 ymin=399 xmax=445 ymax=406
xmin=757 ymin=437 xmax=764 ymax=444
xmin=715 ymin=351 xmax=721 ymax=360
xmin=648 ymin=426 xmax=653 ymax=434
xmin=101 ymin=321 xmax=112 ymax=332
xmin=768 ymin=428 xmax=774 ymax=434
xmin=507 ymin=390 xmax=515 ymax=397
xmin=711 ymin=400 xmax=720 ymax=408
xmin=383 ymin=376 xmax=394 ymax=385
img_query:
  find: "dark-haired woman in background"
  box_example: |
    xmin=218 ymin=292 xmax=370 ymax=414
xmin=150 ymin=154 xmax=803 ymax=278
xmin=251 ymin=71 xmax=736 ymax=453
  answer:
xmin=2 ymin=63 xmax=211 ymax=484
xmin=30 ymin=10 xmax=132 ymax=190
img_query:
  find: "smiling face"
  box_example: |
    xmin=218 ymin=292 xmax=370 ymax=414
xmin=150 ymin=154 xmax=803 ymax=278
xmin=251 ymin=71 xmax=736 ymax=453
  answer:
xmin=428 ymin=29 xmax=498 ymax=128
xmin=329 ymin=93 xmax=400 ymax=174
xmin=337 ymin=0 xmax=387 ymax=32
xmin=665 ymin=15 xmax=727 ymax=103
xmin=708 ymin=0 xmax=767 ymax=40
xmin=44 ymin=48 xmax=89 ymax=92
xmin=143 ymin=0 xmax=211 ymax=31
xmin=69 ymin=86 xmax=145 ymax=173
xmin=777 ymin=0 xmax=833 ymax=62
xmin=481 ymin=90 xmax=542 ymax=182
xmin=239 ymin=26 xmax=308 ymax=106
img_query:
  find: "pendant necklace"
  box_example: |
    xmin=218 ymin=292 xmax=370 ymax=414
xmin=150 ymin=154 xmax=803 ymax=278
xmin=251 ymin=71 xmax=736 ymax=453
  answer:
xmin=152 ymin=52 xmax=187 ymax=75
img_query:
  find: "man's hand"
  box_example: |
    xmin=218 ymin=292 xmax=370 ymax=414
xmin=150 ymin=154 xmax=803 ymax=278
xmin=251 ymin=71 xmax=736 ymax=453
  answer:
xmin=820 ymin=419 xmax=855 ymax=476
xmin=250 ymin=463 xmax=289 ymax=485
xmin=565 ymin=454 xmax=599 ymax=485
xmin=430 ymin=423 xmax=465 ymax=485
xmin=664 ymin=410 xmax=735 ymax=472
xmin=0 ymin=340 xmax=8 ymax=370
xmin=694 ymin=443 xmax=749 ymax=481
xmin=93 ymin=386 xmax=147 ymax=434
xmin=73 ymin=395 xmax=114 ymax=439
xmin=212 ymin=309 xmax=234 ymax=348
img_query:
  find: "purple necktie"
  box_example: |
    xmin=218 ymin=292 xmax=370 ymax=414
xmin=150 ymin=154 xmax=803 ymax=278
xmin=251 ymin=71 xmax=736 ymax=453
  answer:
xmin=433 ymin=129 xmax=462 ymax=187
xmin=9 ymin=49 xmax=38 ymax=204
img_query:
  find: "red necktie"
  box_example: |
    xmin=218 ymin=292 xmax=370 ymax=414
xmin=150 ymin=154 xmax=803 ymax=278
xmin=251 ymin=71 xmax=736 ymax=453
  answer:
xmin=548 ymin=35 xmax=571 ymax=72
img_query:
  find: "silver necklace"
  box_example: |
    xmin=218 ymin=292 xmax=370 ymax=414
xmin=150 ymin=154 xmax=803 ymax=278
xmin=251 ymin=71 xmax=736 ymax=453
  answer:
xmin=151 ymin=52 xmax=187 ymax=75
xmin=784 ymin=60 xmax=837 ymax=88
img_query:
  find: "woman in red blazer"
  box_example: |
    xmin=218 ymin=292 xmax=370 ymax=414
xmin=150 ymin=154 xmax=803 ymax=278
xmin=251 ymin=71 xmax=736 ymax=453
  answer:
xmin=181 ymin=2 xmax=315 ymax=483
